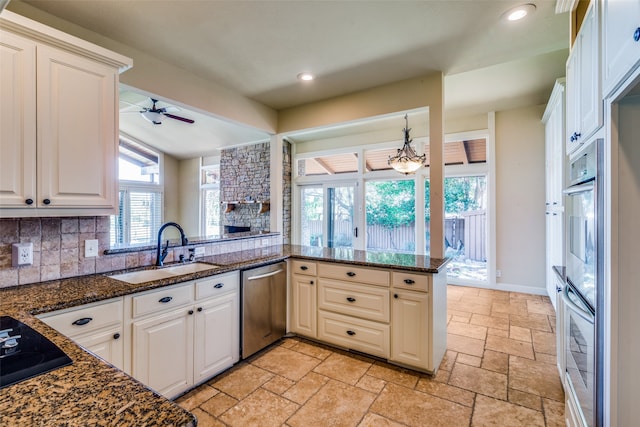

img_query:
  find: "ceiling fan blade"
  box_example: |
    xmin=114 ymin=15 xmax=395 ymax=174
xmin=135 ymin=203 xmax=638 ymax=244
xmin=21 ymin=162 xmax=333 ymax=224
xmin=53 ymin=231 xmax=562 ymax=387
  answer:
xmin=162 ymin=106 xmax=180 ymax=113
xmin=163 ymin=113 xmax=195 ymax=124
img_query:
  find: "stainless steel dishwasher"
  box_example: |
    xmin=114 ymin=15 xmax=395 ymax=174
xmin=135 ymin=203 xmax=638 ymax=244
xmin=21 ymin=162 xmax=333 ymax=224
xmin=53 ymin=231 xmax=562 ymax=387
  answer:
xmin=241 ymin=262 xmax=287 ymax=358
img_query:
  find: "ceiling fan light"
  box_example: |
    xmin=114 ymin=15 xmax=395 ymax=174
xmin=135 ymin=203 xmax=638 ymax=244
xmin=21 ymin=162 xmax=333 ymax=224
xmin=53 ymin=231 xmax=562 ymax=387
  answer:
xmin=141 ymin=110 xmax=163 ymax=125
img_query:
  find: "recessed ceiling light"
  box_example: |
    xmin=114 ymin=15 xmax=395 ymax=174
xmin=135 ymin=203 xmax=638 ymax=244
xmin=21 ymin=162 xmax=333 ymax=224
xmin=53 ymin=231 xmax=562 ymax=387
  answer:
xmin=504 ymin=3 xmax=536 ymax=21
xmin=297 ymin=72 xmax=314 ymax=81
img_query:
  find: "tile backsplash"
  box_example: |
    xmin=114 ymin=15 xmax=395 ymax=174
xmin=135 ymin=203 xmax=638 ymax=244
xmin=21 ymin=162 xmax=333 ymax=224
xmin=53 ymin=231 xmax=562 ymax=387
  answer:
xmin=0 ymin=217 xmax=282 ymax=289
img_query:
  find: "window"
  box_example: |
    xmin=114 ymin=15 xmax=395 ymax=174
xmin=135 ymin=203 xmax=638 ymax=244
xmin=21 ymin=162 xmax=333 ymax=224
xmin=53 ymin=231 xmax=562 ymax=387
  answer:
xmin=365 ymin=180 xmax=415 ymax=253
xmin=201 ymin=165 xmax=220 ymax=236
xmin=299 ymin=183 xmax=355 ymax=248
xmin=110 ymin=138 xmax=162 ymax=246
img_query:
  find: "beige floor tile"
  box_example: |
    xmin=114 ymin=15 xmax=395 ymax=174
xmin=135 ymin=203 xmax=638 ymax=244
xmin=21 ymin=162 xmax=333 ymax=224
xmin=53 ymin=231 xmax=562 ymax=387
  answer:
xmin=510 ymin=313 xmax=552 ymax=332
xmin=253 ymin=345 xmax=322 ymax=381
xmin=472 ymin=394 xmax=545 ymax=427
xmin=438 ymin=350 xmax=457 ymax=371
xmin=366 ymin=362 xmax=420 ymax=388
xmin=218 ymin=388 xmax=299 ymax=427
xmin=370 ymin=383 xmax=472 ymax=427
xmin=433 ymin=368 xmax=451 ymax=383
xmin=469 ymin=313 xmax=510 ymax=330
xmin=481 ymin=349 xmax=509 ymax=374
xmin=175 ymin=384 xmax=219 ymax=411
xmin=211 ymin=363 xmax=274 ymax=400
xmin=456 ymin=353 xmax=482 ymax=367
xmin=415 ymin=377 xmax=476 ymax=407
xmin=287 ymin=380 xmax=376 ymax=427
xmin=313 ymin=352 xmax=372 ymax=385
xmin=509 ymin=325 xmax=532 ymax=342
xmin=491 ymin=300 xmax=528 ymax=316
xmin=448 ymin=309 xmax=473 ymax=322
xmin=356 ymin=374 xmax=387 ymax=394
xmin=487 ymin=327 xmax=509 ymax=338
xmin=449 ymin=300 xmax=492 ymax=316
xmin=447 ymin=333 xmax=485 ymax=357
xmin=262 ymin=375 xmax=295 ymax=395
xmin=532 ymin=329 xmax=557 ymax=355
xmin=290 ymin=339 xmax=333 ymax=360
xmin=527 ymin=299 xmax=556 ymax=316
xmin=509 ymin=355 xmax=564 ymax=401
xmin=460 ymin=294 xmax=495 ymax=307
xmin=447 ymin=321 xmax=488 ymax=340
xmin=357 ymin=412 xmax=405 ymax=427
xmin=543 ymin=397 xmax=566 ymax=427
xmin=190 ymin=408 xmax=226 ymax=427
xmin=477 ymin=289 xmax=510 ymax=302
xmin=199 ymin=392 xmax=238 ymax=417
xmin=509 ymin=388 xmax=543 ymax=411
xmin=535 ymin=352 xmax=558 ymax=365
xmin=485 ymin=335 xmax=535 ymax=359
xmin=282 ymin=371 xmax=330 ymax=405
xmin=448 ymin=363 xmax=507 ymax=400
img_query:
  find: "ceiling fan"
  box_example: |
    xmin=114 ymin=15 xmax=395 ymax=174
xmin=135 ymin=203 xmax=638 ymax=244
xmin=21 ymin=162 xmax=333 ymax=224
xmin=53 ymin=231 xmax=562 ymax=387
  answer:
xmin=124 ymin=98 xmax=195 ymax=125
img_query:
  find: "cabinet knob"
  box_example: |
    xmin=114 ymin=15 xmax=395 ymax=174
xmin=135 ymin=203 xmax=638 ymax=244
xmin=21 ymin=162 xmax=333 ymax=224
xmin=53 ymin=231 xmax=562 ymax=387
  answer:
xmin=346 ymin=271 xmax=356 ymax=277
xmin=197 ymin=307 xmax=203 ymax=312
xmin=394 ymin=294 xmax=399 ymax=299
xmin=310 ymin=280 xmax=314 ymax=285
xmin=43 ymin=198 xmax=51 ymax=205
xmin=346 ymin=330 xmax=356 ymax=336
xmin=188 ymin=310 xmax=194 ymax=315
xmin=634 ymin=27 xmax=640 ymax=42
xmin=113 ymin=333 xmax=121 ymax=340
xmin=346 ymin=297 xmax=356 ymax=303
xmin=25 ymin=198 xmax=34 ymax=205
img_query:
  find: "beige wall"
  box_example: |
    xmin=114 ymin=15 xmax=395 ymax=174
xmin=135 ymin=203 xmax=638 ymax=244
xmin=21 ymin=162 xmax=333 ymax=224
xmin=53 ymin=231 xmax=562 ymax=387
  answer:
xmin=177 ymin=158 xmax=201 ymax=237
xmin=495 ymin=104 xmax=546 ymax=291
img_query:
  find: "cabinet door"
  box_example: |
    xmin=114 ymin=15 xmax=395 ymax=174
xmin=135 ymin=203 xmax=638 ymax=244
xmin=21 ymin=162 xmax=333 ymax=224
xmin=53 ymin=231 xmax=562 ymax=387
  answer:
xmin=565 ymin=48 xmax=581 ymax=154
xmin=0 ymin=30 xmax=36 ymax=207
xmin=391 ymin=290 xmax=429 ymax=370
xmin=603 ymin=0 xmax=640 ymax=97
xmin=75 ymin=325 xmax=124 ymax=371
xmin=36 ymin=44 xmax=117 ymax=209
xmin=132 ymin=307 xmax=194 ymax=398
xmin=291 ymin=274 xmax=317 ymax=337
xmin=577 ymin=4 xmax=601 ymax=142
xmin=194 ymin=292 xmax=239 ymax=384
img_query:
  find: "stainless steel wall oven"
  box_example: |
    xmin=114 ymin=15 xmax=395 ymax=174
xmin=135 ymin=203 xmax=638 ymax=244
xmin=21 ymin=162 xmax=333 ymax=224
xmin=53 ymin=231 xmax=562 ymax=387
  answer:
xmin=563 ymin=139 xmax=603 ymax=427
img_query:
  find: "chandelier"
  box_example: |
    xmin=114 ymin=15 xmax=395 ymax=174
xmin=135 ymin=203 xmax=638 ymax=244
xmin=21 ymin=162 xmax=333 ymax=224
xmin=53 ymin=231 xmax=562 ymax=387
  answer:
xmin=388 ymin=114 xmax=426 ymax=175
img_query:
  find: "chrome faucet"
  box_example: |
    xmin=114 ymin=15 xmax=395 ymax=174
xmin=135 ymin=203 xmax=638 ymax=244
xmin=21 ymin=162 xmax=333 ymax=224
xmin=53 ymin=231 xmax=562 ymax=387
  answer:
xmin=155 ymin=222 xmax=188 ymax=266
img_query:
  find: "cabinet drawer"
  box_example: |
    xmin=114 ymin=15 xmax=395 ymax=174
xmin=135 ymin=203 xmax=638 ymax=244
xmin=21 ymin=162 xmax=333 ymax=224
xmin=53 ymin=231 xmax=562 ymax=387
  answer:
xmin=318 ymin=279 xmax=389 ymax=322
xmin=195 ymin=271 xmax=238 ymax=300
xmin=38 ymin=298 xmax=123 ymax=337
xmin=291 ymin=260 xmax=317 ymax=276
xmin=318 ymin=310 xmax=389 ymax=358
xmin=131 ymin=283 xmax=193 ymax=318
xmin=318 ymin=263 xmax=389 ymax=287
xmin=392 ymin=271 xmax=430 ymax=292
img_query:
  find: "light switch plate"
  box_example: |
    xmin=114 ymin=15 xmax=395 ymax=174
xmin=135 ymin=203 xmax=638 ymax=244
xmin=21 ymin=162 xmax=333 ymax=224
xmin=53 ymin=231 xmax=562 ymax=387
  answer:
xmin=12 ymin=243 xmax=33 ymax=266
xmin=85 ymin=239 xmax=99 ymax=258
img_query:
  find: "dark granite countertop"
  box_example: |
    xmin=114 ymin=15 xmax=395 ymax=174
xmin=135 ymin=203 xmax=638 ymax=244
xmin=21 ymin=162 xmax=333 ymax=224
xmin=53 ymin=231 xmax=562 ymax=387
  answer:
xmin=0 ymin=244 xmax=449 ymax=426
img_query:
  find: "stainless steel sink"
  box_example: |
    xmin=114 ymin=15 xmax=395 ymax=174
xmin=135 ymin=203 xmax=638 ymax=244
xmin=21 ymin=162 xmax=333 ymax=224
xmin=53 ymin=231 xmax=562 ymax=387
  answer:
xmin=108 ymin=263 xmax=219 ymax=284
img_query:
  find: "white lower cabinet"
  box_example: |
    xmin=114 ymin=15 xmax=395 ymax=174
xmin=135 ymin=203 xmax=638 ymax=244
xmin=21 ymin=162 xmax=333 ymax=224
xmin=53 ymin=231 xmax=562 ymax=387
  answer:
xmin=37 ymin=297 xmax=125 ymax=371
xmin=290 ymin=273 xmax=317 ymax=338
xmin=318 ymin=310 xmax=390 ymax=358
xmin=126 ymin=271 xmax=239 ymax=399
xmin=391 ymin=290 xmax=429 ymax=369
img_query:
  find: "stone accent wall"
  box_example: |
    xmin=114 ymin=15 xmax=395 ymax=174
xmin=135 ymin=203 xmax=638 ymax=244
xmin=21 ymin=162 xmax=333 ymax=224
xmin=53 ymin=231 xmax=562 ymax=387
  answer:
xmin=0 ymin=216 xmax=281 ymax=289
xmin=283 ymin=140 xmax=292 ymax=244
xmin=220 ymin=142 xmax=270 ymax=232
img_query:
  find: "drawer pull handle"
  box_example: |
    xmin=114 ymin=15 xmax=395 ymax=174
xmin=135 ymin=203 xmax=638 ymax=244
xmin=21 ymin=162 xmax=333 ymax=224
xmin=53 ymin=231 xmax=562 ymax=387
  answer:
xmin=634 ymin=27 xmax=640 ymax=42
xmin=346 ymin=330 xmax=356 ymax=336
xmin=214 ymin=283 xmax=224 ymax=289
xmin=72 ymin=317 xmax=92 ymax=326
xmin=404 ymin=279 xmax=415 ymax=285
xmin=159 ymin=296 xmax=173 ymax=303
xmin=346 ymin=297 xmax=356 ymax=303
xmin=113 ymin=333 xmax=121 ymax=340
xmin=188 ymin=310 xmax=194 ymax=315
xmin=300 ymin=265 xmax=308 ymax=271
xmin=197 ymin=307 xmax=203 ymax=312
xmin=346 ymin=272 xmax=356 ymax=277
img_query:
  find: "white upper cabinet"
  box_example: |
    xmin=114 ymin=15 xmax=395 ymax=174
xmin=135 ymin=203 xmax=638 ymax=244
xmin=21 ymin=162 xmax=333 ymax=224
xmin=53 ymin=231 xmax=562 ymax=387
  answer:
xmin=566 ymin=2 xmax=602 ymax=154
xmin=0 ymin=11 xmax=132 ymax=216
xmin=602 ymin=0 xmax=640 ymax=98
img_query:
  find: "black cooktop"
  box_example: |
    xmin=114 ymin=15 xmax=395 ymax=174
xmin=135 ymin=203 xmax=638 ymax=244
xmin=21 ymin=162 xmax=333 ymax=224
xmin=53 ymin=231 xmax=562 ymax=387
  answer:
xmin=0 ymin=316 xmax=72 ymax=389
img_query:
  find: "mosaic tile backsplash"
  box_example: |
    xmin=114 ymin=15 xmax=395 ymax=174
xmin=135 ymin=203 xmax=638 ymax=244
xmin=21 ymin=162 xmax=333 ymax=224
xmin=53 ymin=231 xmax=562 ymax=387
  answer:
xmin=0 ymin=217 xmax=281 ymax=289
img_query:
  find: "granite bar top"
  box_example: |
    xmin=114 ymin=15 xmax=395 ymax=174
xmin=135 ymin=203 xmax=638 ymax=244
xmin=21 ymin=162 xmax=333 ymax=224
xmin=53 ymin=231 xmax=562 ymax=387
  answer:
xmin=0 ymin=244 xmax=449 ymax=426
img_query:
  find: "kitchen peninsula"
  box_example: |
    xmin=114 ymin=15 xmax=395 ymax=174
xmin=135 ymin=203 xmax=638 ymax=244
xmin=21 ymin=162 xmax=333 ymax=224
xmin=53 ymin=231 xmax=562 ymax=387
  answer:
xmin=0 ymin=244 xmax=448 ymax=426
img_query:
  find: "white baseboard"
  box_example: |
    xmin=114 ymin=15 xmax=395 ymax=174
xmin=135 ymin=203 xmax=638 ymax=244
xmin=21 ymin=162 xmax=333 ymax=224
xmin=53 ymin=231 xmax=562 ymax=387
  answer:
xmin=447 ymin=280 xmax=549 ymax=296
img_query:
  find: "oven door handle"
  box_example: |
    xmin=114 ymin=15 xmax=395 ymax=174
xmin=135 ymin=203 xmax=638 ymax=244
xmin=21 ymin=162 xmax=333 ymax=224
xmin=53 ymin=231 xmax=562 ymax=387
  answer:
xmin=563 ymin=181 xmax=594 ymax=195
xmin=562 ymin=285 xmax=594 ymax=324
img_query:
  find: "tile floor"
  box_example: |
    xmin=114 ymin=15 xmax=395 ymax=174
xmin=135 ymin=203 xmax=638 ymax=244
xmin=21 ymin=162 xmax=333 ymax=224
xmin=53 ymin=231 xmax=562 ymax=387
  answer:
xmin=176 ymin=285 xmax=565 ymax=426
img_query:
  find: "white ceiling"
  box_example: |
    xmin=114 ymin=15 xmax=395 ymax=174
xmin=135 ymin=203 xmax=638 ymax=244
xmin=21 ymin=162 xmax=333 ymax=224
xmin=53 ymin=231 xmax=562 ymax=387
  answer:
xmin=15 ymin=0 xmax=569 ymax=157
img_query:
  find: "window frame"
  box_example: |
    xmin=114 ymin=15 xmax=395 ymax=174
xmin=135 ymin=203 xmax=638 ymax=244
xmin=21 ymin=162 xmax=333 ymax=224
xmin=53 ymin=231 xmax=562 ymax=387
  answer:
xmin=200 ymin=163 xmax=221 ymax=236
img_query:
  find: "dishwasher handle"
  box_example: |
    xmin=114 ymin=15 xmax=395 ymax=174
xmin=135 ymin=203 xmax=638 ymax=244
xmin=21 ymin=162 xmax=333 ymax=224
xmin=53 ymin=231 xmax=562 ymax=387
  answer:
xmin=246 ymin=268 xmax=284 ymax=281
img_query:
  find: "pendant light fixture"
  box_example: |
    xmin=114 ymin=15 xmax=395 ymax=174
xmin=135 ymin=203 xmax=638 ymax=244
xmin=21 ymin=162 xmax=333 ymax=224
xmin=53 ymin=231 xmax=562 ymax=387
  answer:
xmin=388 ymin=114 xmax=426 ymax=175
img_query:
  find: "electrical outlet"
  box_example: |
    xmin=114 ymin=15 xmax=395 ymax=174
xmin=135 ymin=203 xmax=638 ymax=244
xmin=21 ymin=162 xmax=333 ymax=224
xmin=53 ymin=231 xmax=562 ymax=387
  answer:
xmin=496 ymin=269 xmax=502 ymax=278
xmin=261 ymin=238 xmax=269 ymax=247
xmin=85 ymin=239 xmax=99 ymax=258
xmin=194 ymin=246 xmax=205 ymax=257
xmin=12 ymin=243 xmax=33 ymax=266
